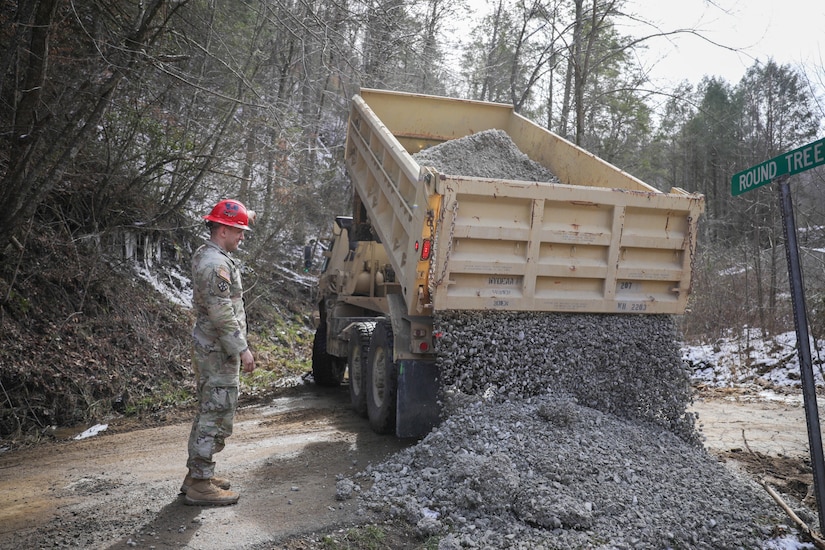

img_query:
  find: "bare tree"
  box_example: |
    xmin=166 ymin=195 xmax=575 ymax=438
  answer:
xmin=0 ymin=0 xmax=187 ymax=246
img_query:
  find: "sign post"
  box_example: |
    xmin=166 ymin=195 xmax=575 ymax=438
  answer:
xmin=731 ymin=141 xmax=825 ymax=532
xmin=776 ymin=176 xmax=825 ymax=533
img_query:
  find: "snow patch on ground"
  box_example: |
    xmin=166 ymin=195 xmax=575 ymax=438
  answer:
xmin=134 ymin=263 xmax=193 ymax=308
xmin=683 ymin=328 xmax=825 ymax=390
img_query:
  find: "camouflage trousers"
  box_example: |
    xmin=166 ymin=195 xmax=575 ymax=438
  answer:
xmin=186 ymin=344 xmax=240 ymax=479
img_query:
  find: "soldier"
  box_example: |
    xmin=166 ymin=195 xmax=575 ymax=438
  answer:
xmin=180 ymin=199 xmax=256 ymax=506
xmin=303 ymin=239 xmax=316 ymax=272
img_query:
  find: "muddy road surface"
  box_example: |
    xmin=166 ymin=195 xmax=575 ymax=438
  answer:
xmin=0 ymin=382 xmax=413 ymax=549
xmin=0 ymin=382 xmax=820 ymax=549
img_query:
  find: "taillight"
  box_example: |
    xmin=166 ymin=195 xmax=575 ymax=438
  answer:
xmin=420 ymin=239 xmax=432 ymax=260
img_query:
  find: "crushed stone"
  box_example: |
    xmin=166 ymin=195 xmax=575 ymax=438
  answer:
xmin=349 ymin=393 xmax=793 ymax=549
xmin=434 ymin=311 xmax=699 ymax=444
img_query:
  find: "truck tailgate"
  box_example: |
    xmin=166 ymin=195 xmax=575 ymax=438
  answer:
xmin=431 ymin=176 xmax=703 ymax=314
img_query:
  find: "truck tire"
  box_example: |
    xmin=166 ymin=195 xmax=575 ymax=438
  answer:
xmin=312 ymin=324 xmax=346 ymax=387
xmin=348 ymin=322 xmax=375 ymax=418
xmin=366 ymin=320 xmax=397 ymax=434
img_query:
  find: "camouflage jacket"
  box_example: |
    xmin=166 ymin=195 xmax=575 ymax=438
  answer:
xmin=191 ymin=240 xmax=248 ymax=356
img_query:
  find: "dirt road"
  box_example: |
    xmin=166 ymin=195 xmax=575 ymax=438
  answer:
xmin=691 ymin=388 xmax=823 ymax=459
xmin=0 ymin=382 xmax=820 ymax=549
xmin=0 ymin=382 xmax=413 ymax=549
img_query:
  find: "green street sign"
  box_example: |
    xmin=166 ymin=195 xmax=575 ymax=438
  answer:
xmin=731 ymin=136 xmax=825 ymax=196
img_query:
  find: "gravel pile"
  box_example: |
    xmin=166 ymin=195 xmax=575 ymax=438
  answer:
xmin=348 ymin=393 xmax=793 ymax=549
xmin=435 ymin=311 xmax=698 ymax=444
xmin=339 ymin=130 xmax=802 ymax=548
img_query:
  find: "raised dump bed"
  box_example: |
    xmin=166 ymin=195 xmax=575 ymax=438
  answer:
xmin=345 ymin=88 xmax=705 ymax=316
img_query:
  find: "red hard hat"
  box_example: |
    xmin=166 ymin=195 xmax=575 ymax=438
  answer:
xmin=203 ymin=199 xmax=253 ymax=230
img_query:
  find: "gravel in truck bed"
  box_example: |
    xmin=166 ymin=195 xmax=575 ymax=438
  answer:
xmin=412 ymin=128 xmax=562 ymax=183
xmin=337 ymin=130 xmax=807 ymax=548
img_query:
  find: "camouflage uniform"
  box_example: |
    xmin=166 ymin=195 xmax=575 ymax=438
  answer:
xmin=187 ymin=240 xmax=248 ymax=480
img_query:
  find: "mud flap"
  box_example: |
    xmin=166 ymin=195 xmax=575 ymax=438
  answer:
xmin=395 ymin=359 xmax=440 ymax=438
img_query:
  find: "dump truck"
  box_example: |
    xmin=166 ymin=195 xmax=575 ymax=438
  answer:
xmin=311 ymin=88 xmax=705 ymax=438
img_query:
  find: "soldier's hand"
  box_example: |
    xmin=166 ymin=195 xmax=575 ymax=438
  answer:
xmin=241 ymin=348 xmax=255 ymax=373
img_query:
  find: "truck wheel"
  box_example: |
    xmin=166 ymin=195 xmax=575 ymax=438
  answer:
xmin=312 ymin=324 xmax=346 ymax=387
xmin=366 ymin=321 xmax=397 ymax=434
xmin=348 ymin=322 xmax=375 ymax=418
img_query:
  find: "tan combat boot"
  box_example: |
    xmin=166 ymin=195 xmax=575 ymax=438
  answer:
xmin=180 ymin=473 xmax=231 ymax=494
xmin=184 ymin=479 xmax=240 ymax=506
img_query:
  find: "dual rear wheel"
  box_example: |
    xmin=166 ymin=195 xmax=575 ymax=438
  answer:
xmin=364 ymin=321 xmax=397 ymax=434
xmin=347 ymin=322 xmax=374 ymax=418
xmin=312 ymin=319 xmax=398 ymax=435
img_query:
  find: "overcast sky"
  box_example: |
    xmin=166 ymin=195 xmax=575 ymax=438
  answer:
xmin=454 ymin=0 xmax=824 ymax=87
xmin=622 ymin=0 xmax=824 ymax=85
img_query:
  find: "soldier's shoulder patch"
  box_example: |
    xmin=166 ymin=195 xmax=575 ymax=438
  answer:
xmin=216 ymin=265 xmax=231 ymax=283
